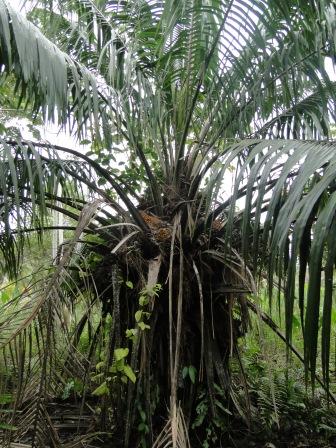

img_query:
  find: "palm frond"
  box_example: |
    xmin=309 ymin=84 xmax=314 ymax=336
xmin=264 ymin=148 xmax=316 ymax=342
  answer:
xmin=0 ymin=200 xmax=102 ymax=446
xmin=0 ymin=0 xmax=102 ymax=138
xmin=213 ymin=138 xmax=336 ymax=387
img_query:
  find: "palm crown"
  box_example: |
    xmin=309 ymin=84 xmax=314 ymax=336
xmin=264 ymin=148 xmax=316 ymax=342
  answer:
xmin=0 ymin=0 xmax=336 ymax=446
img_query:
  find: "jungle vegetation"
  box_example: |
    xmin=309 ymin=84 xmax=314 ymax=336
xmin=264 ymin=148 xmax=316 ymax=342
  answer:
xmin=1 ymin=0 xmax=336 ymax=446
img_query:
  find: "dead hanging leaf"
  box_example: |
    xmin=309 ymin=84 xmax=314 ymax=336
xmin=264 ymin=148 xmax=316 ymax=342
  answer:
xmin=152 ymin=405 xmax=190 ymax=448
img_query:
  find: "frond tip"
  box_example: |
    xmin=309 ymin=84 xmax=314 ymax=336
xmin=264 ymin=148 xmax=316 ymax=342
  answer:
xmin=0 ymin=0 xmax=99 ymax=132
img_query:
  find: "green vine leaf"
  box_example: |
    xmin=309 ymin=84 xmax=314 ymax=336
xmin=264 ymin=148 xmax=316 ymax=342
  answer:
xmin=95 ymin=361 xmax=105 ymax=371
xmin=114 ymin=348 xmax=129 ymax=361
xmin=138 ymin=321 xmax=150 ymax=331
xmin=189 ymin=365 xmax=197 ymax=384
xmin=123 ymin=364 xmax=136 ymax=383
xmin=92 ymin=381 xmax=109 ymax=397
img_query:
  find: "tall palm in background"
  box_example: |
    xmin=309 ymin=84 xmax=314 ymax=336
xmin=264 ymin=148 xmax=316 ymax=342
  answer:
xmin=0 ymin=0 xmax=336 ymax=446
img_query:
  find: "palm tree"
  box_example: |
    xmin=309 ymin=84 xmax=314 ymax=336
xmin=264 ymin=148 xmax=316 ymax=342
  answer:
xmin=0 ymin=0 xmax=336 ymax=446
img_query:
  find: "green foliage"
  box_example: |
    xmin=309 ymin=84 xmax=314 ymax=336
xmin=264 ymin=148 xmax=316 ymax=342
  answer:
xmin=0 ymin=422 xmax=17 ymax=431
xmin=1 ymin=0 xmax=336 ymax=446
xmin=137 ymin=403 xmax=150 ymax=448
xmin=229 ymin=332 xmax=336 ymax=447
xmin=182 ymin=365 xmax=197 ymax=384
xmin=132 ymin=283 xmax=162 ymax=333
xmin=61 ymin=378 xmax=84 ymax=400
xmin=92 ymin=381 xmax=109 ymax=397
xmin=114 ymin=348 xmax=129 ymax=362
xmin=91 ymin=348 xmax=136 ymax=397
xmin=192 ymin=385 xmax=232 ymax=448
xmin=0 ymin=394 xmax=12 ymax=405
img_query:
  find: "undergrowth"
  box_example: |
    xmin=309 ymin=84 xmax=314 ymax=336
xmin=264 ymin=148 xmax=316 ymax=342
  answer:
xmin=227 ymin=335 xmax=336 ymax=448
